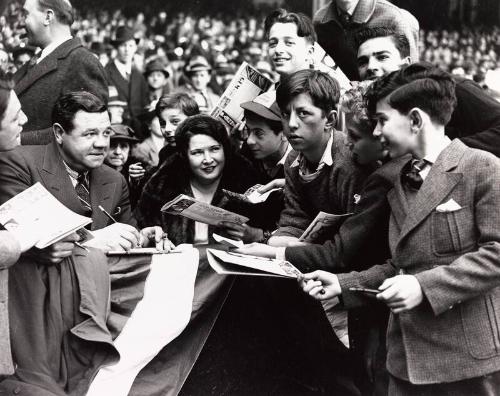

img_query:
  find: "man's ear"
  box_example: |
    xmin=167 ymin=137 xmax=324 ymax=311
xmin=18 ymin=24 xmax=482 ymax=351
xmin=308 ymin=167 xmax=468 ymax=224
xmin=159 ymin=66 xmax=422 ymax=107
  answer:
xmin=409 ymin=108 xmax=423 ymax=133
xmin=44 ymin=9 xmax=55 ymax=26
xmin=53 ymin=123 xmax=65 ymax=144
xmin=325 ymin=109 xmax=338 ymax=130
xmin=401 ymin=56 xmax=411 ymax=66
xmin=306 ymin=42 xmax=315 ymax=65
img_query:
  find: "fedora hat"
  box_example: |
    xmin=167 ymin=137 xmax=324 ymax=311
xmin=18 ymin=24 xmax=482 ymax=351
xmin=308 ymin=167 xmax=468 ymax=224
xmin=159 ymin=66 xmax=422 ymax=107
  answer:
xmin=111 ymin=26 xmax=140 ymax=47
xmin=144 ymin=58 xmax=170 ymax=78
xmin=109 ymin=124 xmax=139 ymax=143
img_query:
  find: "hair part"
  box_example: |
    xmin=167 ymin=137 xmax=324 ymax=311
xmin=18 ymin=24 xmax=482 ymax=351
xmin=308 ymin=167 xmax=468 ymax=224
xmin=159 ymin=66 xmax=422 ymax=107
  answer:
xmin=354 ymin=26 xmax=410 ymax=59
xmin=0 ymin=71 xmax=15 ymax=124
xmin=52 ymin=91 xmax=107 ymax=132
xmin=264 ymin=8 xmax=317 ymax=43
xmin=156 ymin=93 xmax=200 ymax=118
xmin=37 ymin=0 xmax=74 ymax=26
xmin=365 ymin=62 xmax=457 ymax=126
xmin=276 ymin=69 xmax=340 ymax=114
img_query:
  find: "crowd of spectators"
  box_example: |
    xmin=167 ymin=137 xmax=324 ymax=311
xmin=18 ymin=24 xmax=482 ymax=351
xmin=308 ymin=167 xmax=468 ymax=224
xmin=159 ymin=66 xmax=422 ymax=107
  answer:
xmin=1 ymin=0 xmax=500 ymax=94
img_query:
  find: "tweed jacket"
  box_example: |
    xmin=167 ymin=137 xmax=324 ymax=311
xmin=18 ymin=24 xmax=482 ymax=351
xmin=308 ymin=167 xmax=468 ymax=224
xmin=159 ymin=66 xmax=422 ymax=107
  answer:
xmin=105 ymin=61 xmax=149 ymax=119
xmin=14 ymin=38 xmax=108 ymax=145
xmin=274 ymin=130 xmax=371 ymax=241
xmin=338 ymin=140 xmax=500 ymax=384
xmin=0 ymin=141 xmax=137 ymax=230
xmin=314 ymin=0 xmax=419 ymax=80
xmin=0 ymin=231 xmax=21 ymax=375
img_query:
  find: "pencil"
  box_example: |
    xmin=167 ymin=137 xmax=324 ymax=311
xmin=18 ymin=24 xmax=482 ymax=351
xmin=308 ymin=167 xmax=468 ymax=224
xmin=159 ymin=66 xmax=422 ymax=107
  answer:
xmin=98 ymin=205 xmax=117 ymax=223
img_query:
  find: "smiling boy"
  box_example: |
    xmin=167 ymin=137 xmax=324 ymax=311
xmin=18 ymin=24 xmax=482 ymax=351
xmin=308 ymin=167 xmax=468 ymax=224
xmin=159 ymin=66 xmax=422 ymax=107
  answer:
xmin=302 ymin=64 xmax=500 ymax=395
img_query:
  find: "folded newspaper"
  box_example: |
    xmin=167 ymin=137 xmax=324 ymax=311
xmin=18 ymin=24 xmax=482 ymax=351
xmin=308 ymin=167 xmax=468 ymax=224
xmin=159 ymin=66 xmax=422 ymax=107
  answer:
xmin=0 ymin=182 xmax=92 ymax=248
xmin=161 ymin=194 xmax=249 ymax=226
xmin=206 ymin=248 xmax=301 ymax=278
xmin=222 ymin=184 xmax=281 ymax=204
xmin=299 ymin=211 xmax=352 ymax=243
xmin=211 ymin=61 xmax=274 ymax=129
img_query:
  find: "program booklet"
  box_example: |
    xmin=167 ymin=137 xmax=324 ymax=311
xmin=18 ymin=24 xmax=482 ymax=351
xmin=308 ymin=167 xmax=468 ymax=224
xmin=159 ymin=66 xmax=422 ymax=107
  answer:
xmin=161 ymin=194 xmax=249 ymax=226
xmin=206 ymin=248 xmax=302 ymax=278
xmin=211 ymin=61 xmax=274 ymax=129
xmin=0 ymin=182 xmax=92 ymax=248
xmin=299 ymin=211 xmax=353 ymax=243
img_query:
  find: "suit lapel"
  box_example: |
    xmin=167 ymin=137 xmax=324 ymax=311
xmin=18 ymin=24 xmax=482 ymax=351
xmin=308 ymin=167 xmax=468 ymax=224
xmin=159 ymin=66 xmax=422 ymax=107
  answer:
xmin=396 ymin=140 xmax=466 ymax=246
xmin=90 ymin=167 xmax=118 ymax=230
xmin=14 ymin=38 xmax=79 ymax=96
xmin=39 ymin=141 xmax=84 ymax=215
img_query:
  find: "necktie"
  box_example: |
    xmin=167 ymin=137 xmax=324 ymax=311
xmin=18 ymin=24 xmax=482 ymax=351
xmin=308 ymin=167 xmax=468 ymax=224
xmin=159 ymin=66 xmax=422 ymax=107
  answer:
xmin=75 ymin=173 xmax=92 ymax=216
xmin=402 ymin=158 xmax=427 ymax=190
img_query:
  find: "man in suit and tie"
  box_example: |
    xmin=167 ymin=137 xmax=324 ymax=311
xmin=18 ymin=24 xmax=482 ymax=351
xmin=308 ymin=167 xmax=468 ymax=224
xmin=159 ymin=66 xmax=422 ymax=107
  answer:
xmin=301 ymin=64 xmax=500 ymax=395
xmin=14 ymin=0 xmax=108 ymax=145
xmin=0 ymin=90 xmax=170 ymax=259
xmin=0 ymin=91 xmax=171 ymax=395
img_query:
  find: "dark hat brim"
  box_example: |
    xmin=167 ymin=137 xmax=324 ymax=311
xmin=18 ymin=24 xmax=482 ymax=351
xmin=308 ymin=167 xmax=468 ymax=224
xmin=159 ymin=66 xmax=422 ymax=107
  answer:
xmin=241 ymin=101 xmax=281 ymax=122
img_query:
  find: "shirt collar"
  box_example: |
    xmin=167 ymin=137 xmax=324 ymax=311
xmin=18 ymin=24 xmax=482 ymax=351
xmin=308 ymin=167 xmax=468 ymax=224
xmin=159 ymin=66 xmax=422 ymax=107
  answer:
xmin=423 ymin=136 xmax=451 ymax=165
xmin=320 ymin=0 xmax=375 ymax=25
xmin=343 ymin=0 xmax=360 ymax=16
xmin=114 ymin=59 xmax=132 ymax=79
xmin=277 ymin=143 xmax=293 ymax=166
xmin=291 ymin=131 xmax=334 ymax=169
xmin=63 ymin=159 xmax=89 ymax=185
xmin=38 ymin=36 xmax=72 ymax=63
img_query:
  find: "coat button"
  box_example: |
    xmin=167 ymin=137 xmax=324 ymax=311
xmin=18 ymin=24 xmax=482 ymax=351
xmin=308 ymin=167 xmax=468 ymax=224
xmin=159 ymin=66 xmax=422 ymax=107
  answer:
xmin=13 ymin=387 xmax=21 ymax=394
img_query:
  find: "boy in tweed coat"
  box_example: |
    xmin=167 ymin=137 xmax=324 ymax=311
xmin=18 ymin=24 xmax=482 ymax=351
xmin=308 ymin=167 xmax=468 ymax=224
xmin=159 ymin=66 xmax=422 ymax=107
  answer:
xmin=301 ymin=64 xmax=500 ymax=394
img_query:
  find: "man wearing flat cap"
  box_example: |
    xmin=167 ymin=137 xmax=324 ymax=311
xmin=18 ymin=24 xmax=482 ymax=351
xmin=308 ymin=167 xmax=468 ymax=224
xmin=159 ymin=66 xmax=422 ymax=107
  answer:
xmin=14 ymin=0 xmax=109 ymax=145
xmin=105 ymin=26 xmax=149 ymax=126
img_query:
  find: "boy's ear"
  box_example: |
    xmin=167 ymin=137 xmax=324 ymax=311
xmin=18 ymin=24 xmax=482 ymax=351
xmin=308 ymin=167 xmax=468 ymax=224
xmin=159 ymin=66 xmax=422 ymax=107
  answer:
xmin=409 ymin=108 xmax=423 ymax=133
xmin=325 ymin=110 xmax=338 ymax=130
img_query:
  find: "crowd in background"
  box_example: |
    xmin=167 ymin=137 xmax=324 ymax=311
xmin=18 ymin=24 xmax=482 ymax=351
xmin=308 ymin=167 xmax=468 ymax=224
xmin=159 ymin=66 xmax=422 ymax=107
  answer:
xmin=1 ymin=0 xmax=500 ymax=93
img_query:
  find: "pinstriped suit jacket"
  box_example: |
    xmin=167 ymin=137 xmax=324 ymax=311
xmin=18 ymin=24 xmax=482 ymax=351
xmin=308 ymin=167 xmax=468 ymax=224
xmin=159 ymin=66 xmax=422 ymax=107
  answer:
xmin=339 ymin=139 xmax=500 ymax=384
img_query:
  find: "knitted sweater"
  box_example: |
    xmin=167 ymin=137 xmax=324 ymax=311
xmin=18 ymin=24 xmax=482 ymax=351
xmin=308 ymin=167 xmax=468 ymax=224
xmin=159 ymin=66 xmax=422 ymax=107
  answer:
xmin=274 ymin=130 xmax=371 ymax=242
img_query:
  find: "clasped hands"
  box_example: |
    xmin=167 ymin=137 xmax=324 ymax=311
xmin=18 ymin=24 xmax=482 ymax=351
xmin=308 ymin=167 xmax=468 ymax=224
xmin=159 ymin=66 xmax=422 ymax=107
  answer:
xmin=299 ymin=271 xmax=424 ymax=313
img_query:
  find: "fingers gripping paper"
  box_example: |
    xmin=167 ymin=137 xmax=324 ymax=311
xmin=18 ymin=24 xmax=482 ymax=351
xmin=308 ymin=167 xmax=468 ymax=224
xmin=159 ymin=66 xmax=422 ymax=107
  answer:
xmin=86 ymin=250 xmax=199 ymax=396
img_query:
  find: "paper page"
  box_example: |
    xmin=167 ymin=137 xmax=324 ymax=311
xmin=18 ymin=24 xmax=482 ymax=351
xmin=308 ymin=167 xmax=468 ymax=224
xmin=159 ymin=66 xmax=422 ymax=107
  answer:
xmin=223 ymin=184 xmax=281 ymax=204
xmin=313 ymin=42 xmax=351 ymax=94
xmin=211 ymin=62 xmax=274 ymax=129
xmin=161 ymin=194 xmax=249 ymax=226
xmin=0 ymin=183 xmax=92 ymax=248
xmin=206 ymin=248 xmax=301 ymax=278
xmin=299 ymin=211 xmax=353 ymax=243
xmin=212 ymin=233 xmax=244 ymax=248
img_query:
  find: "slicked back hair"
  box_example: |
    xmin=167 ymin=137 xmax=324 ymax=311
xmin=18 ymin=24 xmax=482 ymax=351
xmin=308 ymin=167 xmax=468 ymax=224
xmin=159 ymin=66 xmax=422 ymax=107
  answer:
xmin=264 ymin=8 xmax=317 ymax=44
xmin=276 ymin=69 xmax=340 ymax=115
xmin=354 ymin=26 xmax=410 ymax=59
xmin=52 ymin=91 xmax=107 ymax=132
xmin=365 ymin=62 xmax=457 ymax=126
xmin=38 ymin=0 xmax=74 ymax=26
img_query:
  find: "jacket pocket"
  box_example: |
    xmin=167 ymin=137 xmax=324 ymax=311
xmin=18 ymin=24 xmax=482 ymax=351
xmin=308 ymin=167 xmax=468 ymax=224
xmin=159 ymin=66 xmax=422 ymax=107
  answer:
xmin=431 ymin=206 xmax=476 ymax=256
xmin=461 ymin=295 xmax=500 ymax=359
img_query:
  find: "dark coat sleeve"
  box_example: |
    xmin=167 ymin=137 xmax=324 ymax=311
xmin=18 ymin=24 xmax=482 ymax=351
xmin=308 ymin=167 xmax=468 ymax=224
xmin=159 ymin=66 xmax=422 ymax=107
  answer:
xmin=447 ymin=78 xmax=500 ymax=157
xmin=113 ymin=172 xmax=137 ymax=228
xmin=285 ymin=168 xmax=393 ymax=273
